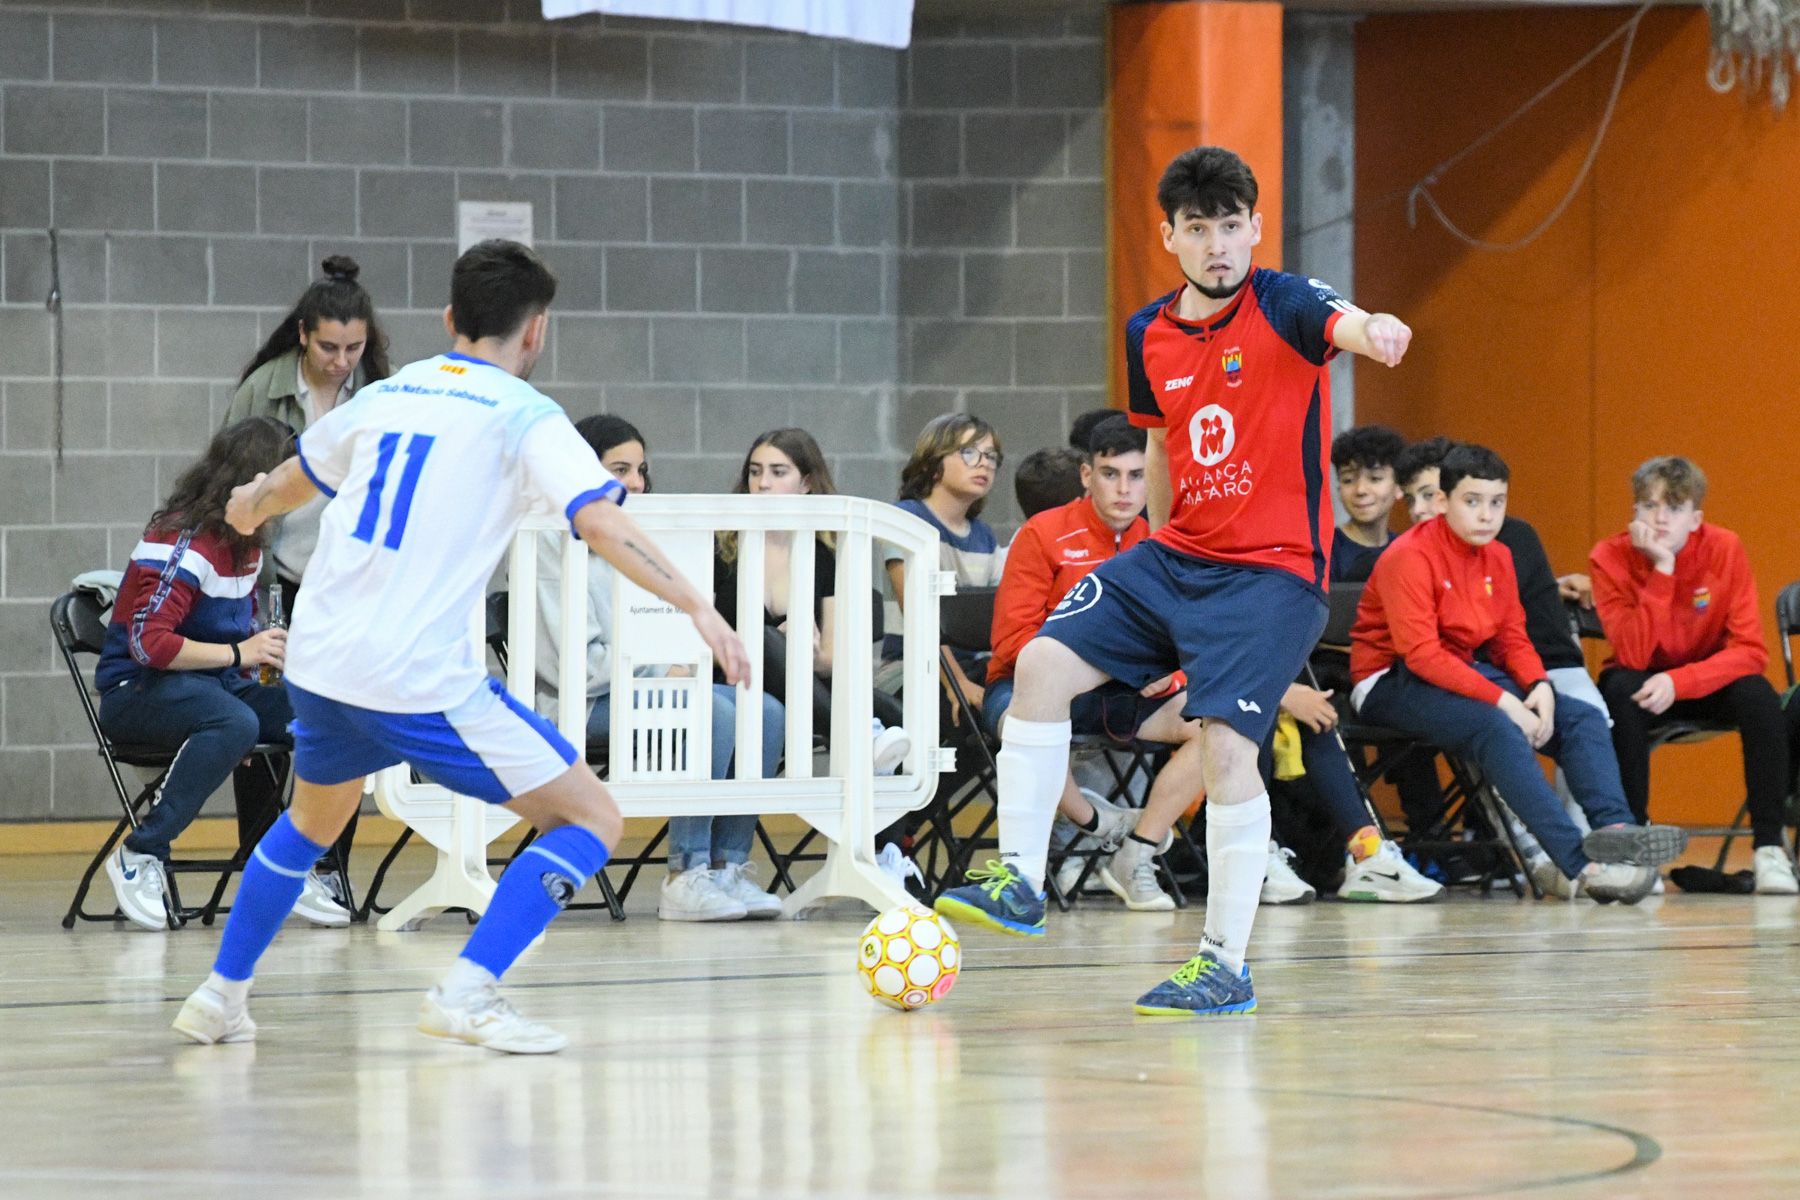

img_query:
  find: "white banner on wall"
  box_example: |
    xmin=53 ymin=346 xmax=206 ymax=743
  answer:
xmin=542 ymin=0 xmax=913 ymax=50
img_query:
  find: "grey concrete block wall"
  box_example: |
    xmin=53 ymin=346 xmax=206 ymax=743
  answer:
xmin=0 ymin=1 xmax=1108 ymax=820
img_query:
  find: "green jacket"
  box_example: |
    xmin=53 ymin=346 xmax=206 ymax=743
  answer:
xmin=224 ymin=348 xmax=371 ymax=436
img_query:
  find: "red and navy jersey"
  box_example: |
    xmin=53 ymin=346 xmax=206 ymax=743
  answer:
xmin=1126 ymin=267 xmax=1350 ymax=590
xmin=95 ymin=527 xmax=260 ymax=692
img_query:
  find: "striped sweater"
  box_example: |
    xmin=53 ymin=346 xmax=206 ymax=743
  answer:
xmin=95 ymin=526 xmax=260 ymax=692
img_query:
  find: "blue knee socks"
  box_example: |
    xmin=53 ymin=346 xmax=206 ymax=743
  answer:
xmin=459 ymin=825 xmax=611 ymax=980
xmin=213 ymin=813 xmax=326 ymax=982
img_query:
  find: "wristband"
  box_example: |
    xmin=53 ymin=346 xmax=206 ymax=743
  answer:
xmin=230 ymin=642 xmax=242 ymax=669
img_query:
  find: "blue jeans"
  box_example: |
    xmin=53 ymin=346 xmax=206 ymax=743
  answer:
xmin=98 ymin=671 xmax=293 ymax=863
xmin=1357 ymin=662 xmax=1635 ymax=878
xmin=590 ymin=684 xmax=784 ymax=871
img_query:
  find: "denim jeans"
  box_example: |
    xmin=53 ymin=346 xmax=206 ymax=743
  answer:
xmin=98 ymin=670 xmax=293 ymax=863
xmin=590 ymin=684 xmax=784 ymax=871
xmin=1357 ymin=662 xmax=1635 ymax=878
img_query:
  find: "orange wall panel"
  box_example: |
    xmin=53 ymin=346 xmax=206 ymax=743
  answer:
xmin=1355 ymin=8 xmax=1799 ymax=825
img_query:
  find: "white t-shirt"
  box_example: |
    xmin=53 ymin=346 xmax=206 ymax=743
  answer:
xmin=285 ymin=352 xmax=618 ymax=713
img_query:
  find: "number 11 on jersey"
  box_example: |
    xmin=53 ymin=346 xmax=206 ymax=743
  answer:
xmin=352 ymin=432 xmax=436 ymax=550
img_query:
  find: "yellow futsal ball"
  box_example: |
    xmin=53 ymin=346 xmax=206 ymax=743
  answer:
xmin=857 ymin=904 xmax=961 ymax=1011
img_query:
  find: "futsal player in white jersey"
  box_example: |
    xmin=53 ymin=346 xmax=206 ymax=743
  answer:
xmin=173 ymin=241 xmax=749 ymax=1054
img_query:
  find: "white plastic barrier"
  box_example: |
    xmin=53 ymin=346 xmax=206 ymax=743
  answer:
xmin=373 ymin=494 xmax=953 ymax=928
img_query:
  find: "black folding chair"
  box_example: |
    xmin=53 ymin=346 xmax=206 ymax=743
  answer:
xmin=1328 ymin=584 xmax=1534 ymax=896
xmin=51 ymin=589 xmax=338 ymax=928
xmin=907 ymin=588 xmax=1003 ymax=897
xmin=1569 ymin=599 xmax=1748 ymax=868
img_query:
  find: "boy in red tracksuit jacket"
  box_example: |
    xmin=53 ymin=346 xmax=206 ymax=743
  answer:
xmin=1589 ymin=455 xmax=1796 ymax=892
xmin=1350 ymin=444 xmax=1687 ymax=903
xmin=984 ymin=416 xmax=1202 ymax=910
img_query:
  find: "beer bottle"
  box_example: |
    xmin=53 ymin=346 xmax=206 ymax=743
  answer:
xmin=259 ymin=587 xmax=286 ymax=686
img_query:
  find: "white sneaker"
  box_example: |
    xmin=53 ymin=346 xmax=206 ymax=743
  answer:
xmin=1052 ymin=851 xmax=1093 ymax=897
xmin=418 ymin=984 xmax=566 ymax=1054
xmin=1754 ymin=845 xmax=1800 ymax=894
xmin=1260 ymin=841 xmax=1315 ymax=905
xmin=1086 ymin=793 xmax=1139 ymax=852
xmin=1579 ymin=861 xmax=1657 ymax=904
xmin=1528 ymin=855 xmax=1576 ymax=900
xmin=173 ymin=984 xmax=256 ymax=1045
xmin=1100 ymin=836 xmax=1175 ymax=911
xmin=657 ymin=864 xmax=747 ymax=921
xmin=1337 ymin=840 xmax=1444 ymax=903
xmin=713 ymin=862 xmax=782 ymax=919
xmin=872 ymin=723 xmax=912 ymax=774
xmin=293 ymin=870 xmax=352 ymax=927
xmin=876 ymin=843 xmax=925 ymax=891
xmin=106 ymin=846 xmax=168 ymax=931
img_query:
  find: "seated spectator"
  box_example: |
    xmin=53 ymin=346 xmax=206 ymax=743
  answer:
xmin=533 ymin=415 xmax=786 ymax=923
xmin=715 ymin=428 xmax=911 ymax=772
xmin=986 ymin=416 xmax=1200 ymax=911
xmin=97 ymin=418 xmax=345 ymax=930
xmin=1351 ymin=444 xmax=1688 ymax=903
xmin=1013 ymin=447 xmax=1086 ymax=520
xmin=885 ymin=413 xmax=1007 ymax=721
xmin=1329 ymin=424 xmax=1405 ymax=584
xmin=1068 ymin=406 xmax=1121 ymax=455
xmin=1590 ymin=456 xmax=1797 ymax=893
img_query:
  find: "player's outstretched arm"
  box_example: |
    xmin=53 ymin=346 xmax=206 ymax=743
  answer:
xmin=226 ymin=458 xmax=319 ymax=535
xmin=572 ymin=500 xmax=751 ymax=685
xmin=1329 ymin=310 xmax=1413 ymax=367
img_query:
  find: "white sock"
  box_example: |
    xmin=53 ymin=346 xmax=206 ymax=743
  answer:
xmin=1201 ymin=792 xmax=1272 ymax=972
xmin=995 ymin=717 xmax=1072 ymax=892
xmin=204 ymin=971 xmax=250 ymax=1006
xmin=436 ymin=956 xmax=498 ymax=1005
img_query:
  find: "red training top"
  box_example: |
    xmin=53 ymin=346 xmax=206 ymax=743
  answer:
xmin=1350 ymin=515 xmax=1547 ymax=704
xmin=988 ymin=497 xmax=1149 ymax=683
xmin=1125 ymin=267 xmax=1348 ymax=590
xmin=1589 ymin=522 xmax=1767 ymax=700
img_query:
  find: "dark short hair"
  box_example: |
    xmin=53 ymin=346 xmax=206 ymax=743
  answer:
xmin=450 ymin=239 xmax=557 ymax=342
xmin=1086 ymin=414 xmax=1146 ymax=461
xmin=1068 ymin=407 xmax=1119 ymax=454
xmin=1394 ymin=435 xmax=1455 ymax=490
xmin=1013 ymin=448 xmax=1085 ymax=519
xmin=1156 ymin=146 xmax=1259 ymax=224
xmin=1438 ymin=443 xmax=1509 ymax=496
xmin=574 ymin=413 xmax=644 ymax=460
xmin=1631 ymin=455 xmax=1708 ymax=507
xmin=1331 ymin=425 xmax=1406 ymax=473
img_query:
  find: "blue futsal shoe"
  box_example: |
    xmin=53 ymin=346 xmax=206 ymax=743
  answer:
xmin=934 ymin=861 xmax=1046 ymax=937
xmin=1134 ymin=950 xmax=1257 ymax=1016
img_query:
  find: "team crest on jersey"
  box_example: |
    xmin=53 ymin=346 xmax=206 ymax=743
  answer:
xmin=1484 ymin=576 xmax=1493 ymax=597
xmin=1693 ymin=587 xmax=1711 ymax=610
xmin=1221 ymin=347 xmax=1244 ymax=388
xmin=1049 ymin=574 xmax=1103 ymax=621
xmin=439 ymin=363 xmax=467 ymax=375
xmin=1188 ymin=404 xmax=1236 ymax=467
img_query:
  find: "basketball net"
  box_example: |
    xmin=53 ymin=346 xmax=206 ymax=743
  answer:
xmin=1706 ymin=0 xmax=1800 ymax=111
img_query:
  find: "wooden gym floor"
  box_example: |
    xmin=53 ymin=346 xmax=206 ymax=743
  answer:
xmin=3 ymin=847 xmax=1798 ymax=1199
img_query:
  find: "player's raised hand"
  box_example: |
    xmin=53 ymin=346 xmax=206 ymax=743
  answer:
xmin=226 ymin=473 xmax=269 ymax=535
xmin=692 ymin=607 xmax=752 ymax=686
xmin=1363 ymin=313 xmax=1412 ymax=367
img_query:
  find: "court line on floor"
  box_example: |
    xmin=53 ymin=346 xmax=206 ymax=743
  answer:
xmin=3 ymin=935 xmax=1794 ymax=1013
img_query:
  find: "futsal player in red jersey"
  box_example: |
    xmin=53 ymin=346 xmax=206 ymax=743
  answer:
xmin=937 ymin=146 xmax=1413 ymax=1015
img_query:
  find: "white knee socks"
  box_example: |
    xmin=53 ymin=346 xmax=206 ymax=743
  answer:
xmin=1202 ymin=792 xmax=1271 ymax=971
xmin=995 ymin=717 xmax=1072 ymax=892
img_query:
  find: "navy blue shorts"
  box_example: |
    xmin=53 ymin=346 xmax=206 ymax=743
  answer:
xmin=1036 ymin=541 xmax=1327 ymax=744
xmin=982 ymin=676 xmax=1174 ymax=743
xmin=288 ymin=677 xmax=578 ymax=804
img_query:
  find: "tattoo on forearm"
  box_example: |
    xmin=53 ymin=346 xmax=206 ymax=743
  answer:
xmin=621 ymin=537 xmax=677 ymax=585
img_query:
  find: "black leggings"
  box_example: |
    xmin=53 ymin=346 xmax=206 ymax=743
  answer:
xmin=1599 ymin=668 xmax=1791 ymax=847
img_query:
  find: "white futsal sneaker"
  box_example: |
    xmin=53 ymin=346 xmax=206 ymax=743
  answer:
xmin=418 ymin=984 xmax=567 ymax=1055
xmin=106 ymin=846 xmax=169 ymax=931
xmin=713 ymin=862 xmax=782 ymax=919
xmin=1753 ymin=846 xmax=1800 ymax=894
xmin=658 ymin=863 xmax=747 ymax=921
xmin=1099 ymin=836 xmax=1176 ymax=912
xmin=293 ymin=870 xmax=353 ymax=927
xmin=1337 ymin=840 xmax=1445 ymax=903
xmin=1260 ymin=841 xmax=1316 ymax=905
xmin=173 ymin=984 xmax=256 ymax=1045
xmin=1578 ymin=861 xmax=1657 ymax=904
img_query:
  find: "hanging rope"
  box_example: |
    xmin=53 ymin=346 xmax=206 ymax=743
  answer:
xmin=1705 ymin=0 xmax=1800 ymax=110
xmin=45 ymin=228 xmax=64 ymax=466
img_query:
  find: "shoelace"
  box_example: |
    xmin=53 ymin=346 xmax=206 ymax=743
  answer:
xmin=1169 ymin=954 xmax=1225 ymax=989
xmin=964 ymin=862 xmax=1019 ymax=900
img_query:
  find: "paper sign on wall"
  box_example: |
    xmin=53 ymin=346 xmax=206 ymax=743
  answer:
xmin=457 ymin=202 xmax=534 ymax=253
